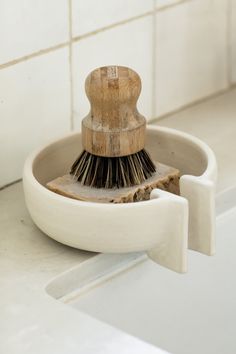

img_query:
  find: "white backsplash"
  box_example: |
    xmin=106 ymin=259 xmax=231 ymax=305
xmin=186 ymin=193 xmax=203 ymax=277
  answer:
xmin=230 ymin=0 xmax=236 ymax=83
xmin=0 ymin=0 xmax=69 ymax=65
xmin=156 ymin=0 xmax=184 ymax=9
xmin=72 ymin=0 xmax=153 ymax=37
xmin=154 ymin=0 xmax=228 ymax=117
xmin=72 ymin=16 xmax=153 ymax=130
xmin=0 ymin=49 xmax=71 ymax=187
xmin=0 ymin=0 xmax=233 ymax=187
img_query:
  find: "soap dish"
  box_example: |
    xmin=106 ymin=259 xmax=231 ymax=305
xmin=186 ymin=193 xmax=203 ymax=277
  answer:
xmin=23 ymin=125 xmax=217 ymax=273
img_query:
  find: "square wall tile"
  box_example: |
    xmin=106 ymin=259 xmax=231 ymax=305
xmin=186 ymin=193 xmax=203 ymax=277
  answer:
xmin=230 ymin=1 xmax=236 ymax=82
xmin=72 ymin=0 xmax=153 ymax=37
xmin=154 ymin=0 xmax=228 ymax=117
xmin=0 ymin=0 xmax=69 ymax=65
xmin=0 ymin=48 xmax=71 ymax=187
xmin=72 ymin=16 xmax=154 ymax=130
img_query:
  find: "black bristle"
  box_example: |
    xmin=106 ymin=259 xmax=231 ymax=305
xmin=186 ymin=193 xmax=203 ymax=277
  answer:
xmin=70 ymin=150 xmax=156 ymax=189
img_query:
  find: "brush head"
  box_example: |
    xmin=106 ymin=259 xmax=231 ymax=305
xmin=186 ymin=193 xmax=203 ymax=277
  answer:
xmin=70 ymin=149 xmax=156 ymax=189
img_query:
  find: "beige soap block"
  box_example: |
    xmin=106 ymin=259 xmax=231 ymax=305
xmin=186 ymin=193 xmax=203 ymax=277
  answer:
xmin=47 ymin=161 xmax=180 ymax=203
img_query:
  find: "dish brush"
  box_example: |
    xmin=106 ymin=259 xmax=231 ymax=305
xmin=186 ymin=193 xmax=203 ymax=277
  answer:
xmin=70 ymin=65 xmax=156 ymax=188
xmin=47 ymin=66 xmax=180 ymax=203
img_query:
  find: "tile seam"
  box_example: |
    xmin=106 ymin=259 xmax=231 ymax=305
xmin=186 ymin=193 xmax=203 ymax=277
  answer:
xmin=0 ymin=0 xmax=192 ymax=70
xmin=155 ymin=0 xmax=191 ymax=12
xmin=68 ymin=0 xmax=74 ymax=131
xmin=226 ymin=0 xmax=232 ymax=85
xmin=71 ymin=11 xmax=154 ymax=43
xmin=71 ymin=1 xmax=191 ymax=43
xmin=152 ymin=1 xmax=157 ymax=119
xmin=0 ymin=42 xmax=69 ymax=71
xmin=149 ymin=84 xmax=236 ymax=123
xmin=0 ymin=179 xmax=22 ymax=192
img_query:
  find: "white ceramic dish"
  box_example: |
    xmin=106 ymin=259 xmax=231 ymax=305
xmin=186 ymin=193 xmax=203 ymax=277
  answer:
xmin=23 ymin=125 xmax=217 ymax=273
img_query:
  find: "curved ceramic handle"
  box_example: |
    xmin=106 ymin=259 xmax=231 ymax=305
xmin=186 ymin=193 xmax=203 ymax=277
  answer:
xmin=146 ymin=189 xmax=189 ymax=273
xmin=180 ymin=175 xmax=216 ymax=255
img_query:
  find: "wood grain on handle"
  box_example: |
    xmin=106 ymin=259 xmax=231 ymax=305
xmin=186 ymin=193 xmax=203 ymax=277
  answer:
xmin=82 ymin=66 xmax=146 ymax=157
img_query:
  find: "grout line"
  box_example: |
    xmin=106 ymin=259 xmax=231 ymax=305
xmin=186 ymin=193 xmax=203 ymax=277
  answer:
xmin=226 ymin=0 xmax=232 ymax=85
xmin=68 ymin=0 xmax=74 ymax=131
xmin=151 ymin=0 xmax=157 ymax=119
xmin=0 ymin=13 xmax=154 ymax=70
xmin=155 ymin=0 xmax=191 ymax=12
xmin=0 ymin=0 xmax=192 ymax=71
xmin=71 ymin=11 xmax=154 ymax=43
xmin=0 ymin=42 xmax=69 ymax=71
xmin=151 ymin=0 xmax=192 ymax=120
xmin=149 ymin=84 xmax=236 ymax=123
xmin=0 ymin=179 xmax=22 ymax=192
xmin=71 ymin=0 xmax=191 ymax=44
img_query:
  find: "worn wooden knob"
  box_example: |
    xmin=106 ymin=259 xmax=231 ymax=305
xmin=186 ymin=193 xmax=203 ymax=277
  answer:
xmin=82 ymin=66 xmax=146 ymax=157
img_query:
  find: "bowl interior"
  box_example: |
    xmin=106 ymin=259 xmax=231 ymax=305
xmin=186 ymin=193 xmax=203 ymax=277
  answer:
xmin=32 ymin=128 xmax=208 ymax=187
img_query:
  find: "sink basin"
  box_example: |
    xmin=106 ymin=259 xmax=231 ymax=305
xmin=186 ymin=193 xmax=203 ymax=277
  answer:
xmin=46 ymin=186 xmax=236 ymax=354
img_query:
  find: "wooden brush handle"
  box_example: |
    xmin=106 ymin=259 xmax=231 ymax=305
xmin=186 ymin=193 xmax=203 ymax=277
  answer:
xmin=82 ymin=66 xmax=146 ymax=157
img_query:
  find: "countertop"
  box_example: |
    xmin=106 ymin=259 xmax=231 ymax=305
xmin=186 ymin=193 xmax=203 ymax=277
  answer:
xmin=0 ymin=183 xmax=163 ymax=354
xmin=1 ymin=88 xmax=236 ymax=354
xmin=156 ymin=88 xmax=236 ymax=193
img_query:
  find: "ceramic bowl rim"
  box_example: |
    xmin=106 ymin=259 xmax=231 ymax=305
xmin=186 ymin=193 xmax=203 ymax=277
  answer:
xmin=23 ymin=125 xmax=216 ymax=208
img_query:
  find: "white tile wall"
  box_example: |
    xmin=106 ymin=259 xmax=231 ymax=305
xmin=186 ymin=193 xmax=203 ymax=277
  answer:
xmin=72 ymin=0 xmax=153 ymax=37
xmin=154 ymin=0 xmax=228 ymax=117
xmin=0 ymin=0 xmax=233 ymax=187
xmin=0 ymin=0 xmax=69 ymax=65
xmin=72 ymin=16 xmax=154 ymax=130
xmin=230 ymin=1 xmax=236 ymax=83
xmin=0 ymin=49 xmax=70 ymax=187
